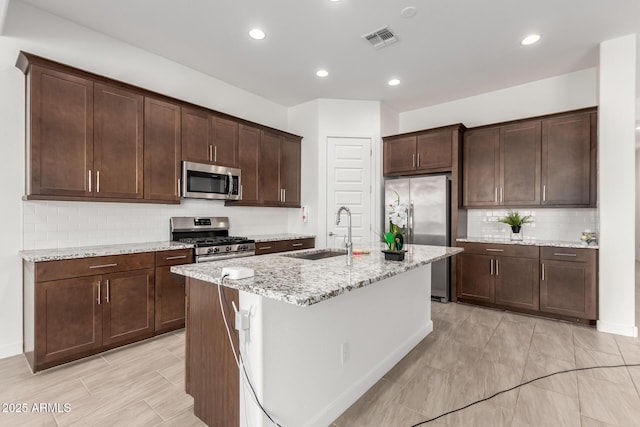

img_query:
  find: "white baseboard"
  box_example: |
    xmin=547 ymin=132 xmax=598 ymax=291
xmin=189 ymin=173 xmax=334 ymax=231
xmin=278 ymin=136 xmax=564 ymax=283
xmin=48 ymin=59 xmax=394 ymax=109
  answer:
xmin=305 ymin=321 xmax=433 ymax=427
xmin=0 ymin=341 xmax=22 ymax=360
xmin=597 ymin=320 xmax=638 ymax=337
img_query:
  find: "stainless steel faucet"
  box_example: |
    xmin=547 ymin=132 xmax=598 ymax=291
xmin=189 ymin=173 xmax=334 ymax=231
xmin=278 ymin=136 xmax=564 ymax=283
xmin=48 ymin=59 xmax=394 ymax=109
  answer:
xmin=336 ymin=206 xmax=353 ymax=266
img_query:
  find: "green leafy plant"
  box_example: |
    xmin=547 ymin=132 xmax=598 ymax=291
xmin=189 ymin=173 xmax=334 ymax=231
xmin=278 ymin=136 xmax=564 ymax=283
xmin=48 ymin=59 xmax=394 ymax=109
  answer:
xmin=497 ymin=210 xmax=533 ymax=227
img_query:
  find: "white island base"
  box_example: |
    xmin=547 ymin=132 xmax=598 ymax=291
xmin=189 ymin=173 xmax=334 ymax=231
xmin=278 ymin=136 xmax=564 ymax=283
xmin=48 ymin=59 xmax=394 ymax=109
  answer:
xmin=238 ymin=264 xmax=432 ymax=427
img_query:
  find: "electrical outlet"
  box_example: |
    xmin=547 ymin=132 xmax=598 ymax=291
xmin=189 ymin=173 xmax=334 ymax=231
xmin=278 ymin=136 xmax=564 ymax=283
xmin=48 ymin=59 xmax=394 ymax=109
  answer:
xmin=341 ymin=342 xmax=350 ymax=365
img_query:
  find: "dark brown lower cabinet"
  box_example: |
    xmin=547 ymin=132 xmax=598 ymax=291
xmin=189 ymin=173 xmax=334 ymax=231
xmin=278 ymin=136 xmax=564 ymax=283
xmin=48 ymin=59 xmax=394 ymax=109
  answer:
xmin=101 ymin=269 xmax=155 ymax=346
xmin=540 ymin=247 xmax=597 ymax=320
xmin=25 ymin=248 xmax=193 ymax=372
xmin=457 ymin=242 xmax=597 ymax=323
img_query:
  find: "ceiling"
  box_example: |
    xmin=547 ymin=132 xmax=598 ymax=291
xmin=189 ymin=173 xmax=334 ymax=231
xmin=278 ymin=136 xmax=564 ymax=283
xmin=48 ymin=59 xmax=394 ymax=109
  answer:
xmin=10 ymin=0 xmax=640 ymax=112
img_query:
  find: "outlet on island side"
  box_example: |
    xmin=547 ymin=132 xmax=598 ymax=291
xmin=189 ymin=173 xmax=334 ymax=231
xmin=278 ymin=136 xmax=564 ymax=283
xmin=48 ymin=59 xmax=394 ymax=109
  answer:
xmin=341 ymin=342 xmax=350 ymax=365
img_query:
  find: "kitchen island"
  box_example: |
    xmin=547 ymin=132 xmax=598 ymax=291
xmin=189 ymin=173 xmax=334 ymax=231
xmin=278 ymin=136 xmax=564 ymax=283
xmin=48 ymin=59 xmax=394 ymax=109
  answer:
xmin=172 ymin=244 xmax=462 ymax=427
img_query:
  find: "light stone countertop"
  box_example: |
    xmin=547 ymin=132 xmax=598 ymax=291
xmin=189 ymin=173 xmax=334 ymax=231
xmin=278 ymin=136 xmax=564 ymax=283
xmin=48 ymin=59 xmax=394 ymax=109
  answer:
xmin=20 ymin=241 xmax=194 ymax=262
xmin=248 ymin=233 xmax=316 ymax=242
xmin=171 ymin=244 xmax=463 ymax=307
xmin=457 ymin=237 xmax=599 ymax=250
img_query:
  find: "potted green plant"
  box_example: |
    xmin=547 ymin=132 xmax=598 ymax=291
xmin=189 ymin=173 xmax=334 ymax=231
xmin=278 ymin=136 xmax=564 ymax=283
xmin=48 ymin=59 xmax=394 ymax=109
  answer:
xmin=497 ymin=210 xmax=533 ymax=241
xmin=383 ymin=192 xmax=408 ymax=260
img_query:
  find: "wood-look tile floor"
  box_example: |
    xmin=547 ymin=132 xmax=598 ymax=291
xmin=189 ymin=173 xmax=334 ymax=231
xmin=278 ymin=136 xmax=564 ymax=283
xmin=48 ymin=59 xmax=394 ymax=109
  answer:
xmin=2 ymin=303 xmax=640 ymax=427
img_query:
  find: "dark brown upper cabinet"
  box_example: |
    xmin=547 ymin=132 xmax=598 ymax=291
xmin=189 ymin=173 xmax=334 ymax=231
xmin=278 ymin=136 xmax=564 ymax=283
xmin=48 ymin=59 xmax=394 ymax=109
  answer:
xmin=236 ymin=124 xmax=260 ymax=203
xmin=383 ymin=127 xmax=455 ymax=176
xmin=144 ymin=97 xmax=181 ymax=203
xmin=280 ymin=135 xmax=302 ymax=207
xmin=25 ymin=64 xmax=94 ymax=198
xmin=541 ymin=111 xmax=596 ymax=207
xmin=463 ymin=108 xmax=596 ymax=208
xmin=181 ymin=107 xmax=238 ymax=167
xmin=93 ymin=82 xmax=144 ymax=200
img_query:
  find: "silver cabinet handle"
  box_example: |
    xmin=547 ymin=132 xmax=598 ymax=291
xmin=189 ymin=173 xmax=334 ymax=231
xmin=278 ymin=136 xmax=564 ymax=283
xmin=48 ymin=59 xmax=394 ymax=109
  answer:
xmin=177 ymin=179 xmax=181 ymax=197
xmin=209 ymin=145 xmax=213 ymax=161
xmin=106 ymin=279 xmax=110 ymax=303
xmin=258 ymin=246 xmax=272 ymax=250
xmin=292 ymin=243 xmax=303 ymax=247
xmin=97 ymin=280 xmax=101 ymax=305
xmin=495 ymin=259 xmax=499 ymax=276
xmin=500 ymin=187 xmax=503 ymax=203
xmin=541 ymin=263 xmax=545 ymax=281
xmin=543 ymin=185 xmax=546 ymax=202
xmin=166 ymin=255 xmax=188 ymax=260
xmin=412 ymin=154 xmax=415 ymax=168
xmin=417 ymin=153 xmax=420 ymax=167
xmin=283 ymin=189 xmax=286 ymax=203
xmin=495 ymin=187 xmax=498 ymax=203
xmin=88 ymin=170 xmax=92 ymax=193
xmin=214 ymin=146 xmax=217 ymax=162
xmin=89 ymin=263 xmax=118 ymax=269
xmin=96 ymin=171 xmax=100 ymax=193
xmin=553 ymin=253 xmax=577 ymax=257
xmin=485 ymin=248 xmax=504 ymax=252
xmin=240 ymin=184 xmax=243 ymax=200
xmin=280 ymin=189 xmax=284 ymax=202
xmin=490 ymin=259 xmax=494 ymax=275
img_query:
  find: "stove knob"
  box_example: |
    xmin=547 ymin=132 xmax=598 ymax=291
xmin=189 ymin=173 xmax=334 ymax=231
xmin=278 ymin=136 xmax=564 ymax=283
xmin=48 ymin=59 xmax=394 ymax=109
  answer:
xmin=226 ymin=246 xmax=231 ymax=252
xmin=213 ymin=247 xmax=220 ymax=253
xmin=207 ymin=247 xmax=214 ymax=254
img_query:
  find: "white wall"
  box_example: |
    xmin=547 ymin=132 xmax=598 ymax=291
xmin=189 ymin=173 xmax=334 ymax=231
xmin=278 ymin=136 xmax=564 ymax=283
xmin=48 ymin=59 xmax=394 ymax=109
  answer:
xmin=597 ymin=34 xmax=637 ymax=337
xmin=467 ymin=208 xmax=598 ymax=242
xmin=399 ymin=68 xmax=598 ymax=132
xmin=0 ymin=1 xmax=293 ymax=358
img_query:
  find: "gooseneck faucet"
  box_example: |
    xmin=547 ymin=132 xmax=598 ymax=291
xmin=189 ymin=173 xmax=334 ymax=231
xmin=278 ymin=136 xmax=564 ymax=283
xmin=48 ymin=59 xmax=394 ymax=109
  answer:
xmin=336 ymin=206 xmax=353 ymax=266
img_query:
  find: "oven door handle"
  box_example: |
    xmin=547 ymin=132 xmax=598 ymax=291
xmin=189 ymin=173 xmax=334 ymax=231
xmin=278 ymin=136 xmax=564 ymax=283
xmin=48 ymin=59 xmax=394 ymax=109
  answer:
xmin=196 ymin=251 xmax=255 ymax=263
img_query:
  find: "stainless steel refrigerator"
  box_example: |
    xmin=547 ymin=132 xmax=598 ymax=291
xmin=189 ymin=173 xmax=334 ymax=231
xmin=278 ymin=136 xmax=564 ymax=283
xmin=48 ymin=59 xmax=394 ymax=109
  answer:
xmin=384 ymin=175 xmax=451 ymax=302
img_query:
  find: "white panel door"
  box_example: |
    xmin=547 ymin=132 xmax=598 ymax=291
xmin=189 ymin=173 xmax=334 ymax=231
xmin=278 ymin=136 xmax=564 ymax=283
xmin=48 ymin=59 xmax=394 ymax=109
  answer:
xmin=326 ymin=137 xmax=373 ymax=248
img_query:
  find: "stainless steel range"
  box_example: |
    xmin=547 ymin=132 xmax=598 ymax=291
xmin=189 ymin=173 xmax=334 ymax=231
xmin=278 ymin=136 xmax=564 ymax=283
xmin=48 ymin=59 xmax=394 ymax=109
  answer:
xmin=170 ymin=216 xmax=255 ymax=262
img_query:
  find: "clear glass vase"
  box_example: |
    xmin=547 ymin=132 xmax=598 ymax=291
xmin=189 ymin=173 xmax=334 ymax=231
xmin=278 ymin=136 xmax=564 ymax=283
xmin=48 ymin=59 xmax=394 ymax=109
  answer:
xmin=510 ymin=226 xmax=523 ymax=241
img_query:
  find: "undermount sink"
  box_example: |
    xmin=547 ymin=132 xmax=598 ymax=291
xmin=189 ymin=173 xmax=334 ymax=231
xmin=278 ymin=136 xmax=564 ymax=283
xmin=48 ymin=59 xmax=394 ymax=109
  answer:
xmin=285 ymin=249 xmax=346 ymax=261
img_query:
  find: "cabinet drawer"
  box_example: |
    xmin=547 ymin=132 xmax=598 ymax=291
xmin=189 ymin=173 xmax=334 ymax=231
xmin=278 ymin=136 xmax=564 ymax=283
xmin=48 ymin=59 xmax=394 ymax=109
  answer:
xmin=278 ymin=238 xmax=315 ymax=252
xmin=458 ymin=242 xmax=539 ymax=258
xmin=155 ymin=249 xmax=194 ymax=267
xmin=540 ymin=247 xmax=595 ymax=263
xmin=36 ymin=252 xmax=155 ymax=282
xmin=255 ymin=241 xmax=279 ymax=255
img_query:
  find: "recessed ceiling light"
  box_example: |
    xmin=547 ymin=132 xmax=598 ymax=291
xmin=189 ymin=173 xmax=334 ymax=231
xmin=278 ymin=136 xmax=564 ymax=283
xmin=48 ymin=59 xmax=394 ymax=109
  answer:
xmin=401 ymin=6 xmax=418 ymax=18
xmin=329 ymin=0 xmax=341 ymax=2
xmin=249 ymin=28 xmax=266 ymax=40
xmin=316 ymin=69 xmax=329 ymax=78
xmin=388 ymin=78 xmax=401 ymax=86
xmin=521 ymin=34 xmax=541 ymax=46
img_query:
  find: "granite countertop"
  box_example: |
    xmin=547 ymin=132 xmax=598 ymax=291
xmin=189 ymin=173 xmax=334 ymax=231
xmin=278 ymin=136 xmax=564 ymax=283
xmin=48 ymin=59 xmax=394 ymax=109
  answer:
xmin=20 ymin=241 xmax=194 ymax=262
xmin=457 ymin=237 xmax=599 ymax=249
xmin=171 ymin=244 xmax=463 ymax=307
xmin=248 ymin=233 xmax=316 ymax=243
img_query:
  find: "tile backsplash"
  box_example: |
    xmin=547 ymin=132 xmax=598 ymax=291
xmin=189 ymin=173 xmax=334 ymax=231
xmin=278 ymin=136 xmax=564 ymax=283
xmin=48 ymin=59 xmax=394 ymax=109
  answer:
xmin=23 ymin=199 xmax=294 ymax=250
xmin=466 ymin=208 xmax=599 ymax=242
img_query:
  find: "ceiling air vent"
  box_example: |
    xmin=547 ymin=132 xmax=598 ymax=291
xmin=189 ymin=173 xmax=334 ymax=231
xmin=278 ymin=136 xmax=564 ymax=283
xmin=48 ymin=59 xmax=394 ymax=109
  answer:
xmin=363 ymin=26 xmax=398 ymax=49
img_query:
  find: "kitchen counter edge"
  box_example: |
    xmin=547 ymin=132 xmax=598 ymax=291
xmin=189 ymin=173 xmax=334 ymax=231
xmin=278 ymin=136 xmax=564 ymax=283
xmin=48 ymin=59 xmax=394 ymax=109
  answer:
xmin=20 ymin=241 xmax=195 ymax=262
xmin=456 ymin=237 xmax=598 ymax=249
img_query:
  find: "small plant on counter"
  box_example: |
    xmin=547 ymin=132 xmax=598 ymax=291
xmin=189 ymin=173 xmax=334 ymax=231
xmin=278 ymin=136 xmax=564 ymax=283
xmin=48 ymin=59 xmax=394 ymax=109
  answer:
xmin=497 ymin=210 xmax=533 ymax=233
xmin=385 ymin=192 xmax=408 ymax=251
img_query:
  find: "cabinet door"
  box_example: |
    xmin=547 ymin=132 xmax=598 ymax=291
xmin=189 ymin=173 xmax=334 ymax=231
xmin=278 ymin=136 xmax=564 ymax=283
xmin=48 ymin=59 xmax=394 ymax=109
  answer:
xmin=500 ymin=121 xmax=541 ymax=206
xmin=494 ymin=256 xmax=539 ymax=310
xmin=29 ymin=65 xmax=94 ymax=197
xmin=463 ymin=127 xmax=500 ymax=207
xmin=181 ymin=106 xmax=211 ymax=164
xmin=237 ymin=125 xmax=260 ymax=203
xmin=93 ymin=83 xmax=144 ymax=199
xmin=281 ymin=136 xmax=301 ymax=207
xmin=541 ymin=113 xmax=592 ymax=206
xmin=35 ymin=277 xmax=102 ymax=365
xmin=144 ymin=97 xmax=181 ymax=202
xmin=102 ymin=269 xmax=155 ymax=346
xmin=457 ymin=253 xmax=494 ymax=303
xmin=540 ymin=260 xmax=596 ymax=320
xmin=259 ymin=131 xmax=282 ymax=204
xmin=155 ymin=266 xmax=186 ymax=333
xmin=383 ymin=136 xmax=416 ymax=174
xmin=211 ymin=116 xmax=238 ymax=167
xmin=416 ymin=130 xmax=452 ymax=171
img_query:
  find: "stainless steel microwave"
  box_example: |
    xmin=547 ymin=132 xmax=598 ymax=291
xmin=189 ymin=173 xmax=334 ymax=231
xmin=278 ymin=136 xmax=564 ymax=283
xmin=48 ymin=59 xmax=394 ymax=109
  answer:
xmin=181 ymin=161 xmax=241 ymax=200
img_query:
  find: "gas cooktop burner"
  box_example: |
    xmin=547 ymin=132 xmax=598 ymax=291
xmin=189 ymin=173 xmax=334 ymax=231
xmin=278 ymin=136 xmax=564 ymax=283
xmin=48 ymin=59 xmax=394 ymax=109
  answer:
xmin=178 ymin=236 xmax=254 ymax=246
